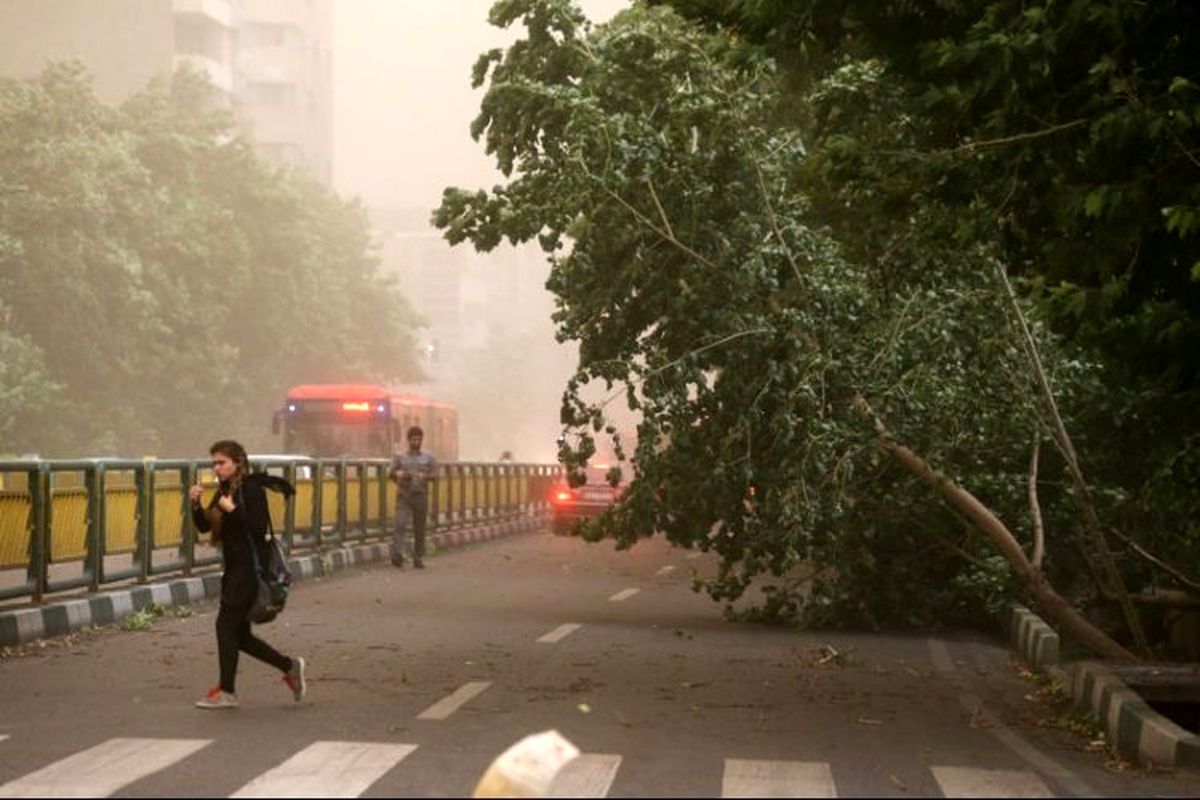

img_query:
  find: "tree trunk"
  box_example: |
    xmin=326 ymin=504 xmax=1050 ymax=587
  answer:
xmin=878 ymin=438 xmax=1137 ymax=662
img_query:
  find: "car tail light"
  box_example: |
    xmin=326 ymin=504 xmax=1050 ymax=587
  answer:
xmin=551 ymin=486 xmax=576 ymax=505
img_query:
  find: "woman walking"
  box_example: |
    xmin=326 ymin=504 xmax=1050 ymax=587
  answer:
xmin=189 ymin=439 xmax=306 ymax=709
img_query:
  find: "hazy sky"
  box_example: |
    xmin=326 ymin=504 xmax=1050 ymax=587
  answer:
xmin=332 ymin=0 xmax=630 ymax=213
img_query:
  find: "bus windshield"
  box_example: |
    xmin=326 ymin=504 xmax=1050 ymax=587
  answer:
xmin=285 ymin=419 xmax=391 ymax=459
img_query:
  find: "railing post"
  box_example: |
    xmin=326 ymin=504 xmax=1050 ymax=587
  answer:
xmin=378 ymin=463 xmax=389 ymax=537
xmin=335 ymin=460 xmax=348 ymax=545
xmin=85 ymin=462 xmax=106 ymax=592
xmin=358 ymin=461 xmax=369 ymax=538
xmin=135 ymin=459 xmax=153 ymax=583
xmin=311 ymin=459 xmax=325 ymax=548
xmin=458 ymin=462 xmax=468 ymax=525
xmin=181 ymin=462 xmax=197 ymax=576
xmin=480 ymin=465 xmax=489 ymax=522
xmin=27 ymin=461 xmax=50 ymax=604
xmin=283 ymin=462 xmax=297 ymax=552
xmin=429 ymin=464 xmax=441 ymax=532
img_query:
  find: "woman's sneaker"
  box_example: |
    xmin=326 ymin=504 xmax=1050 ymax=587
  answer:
xmin=283 ymin=657 xmax=307 ymax=702
xmin=195 ymin=686 xmax=238 ymax=709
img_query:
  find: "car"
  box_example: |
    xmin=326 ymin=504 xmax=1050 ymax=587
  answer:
xmin=549 ymin=464 xmax=625 ymax=536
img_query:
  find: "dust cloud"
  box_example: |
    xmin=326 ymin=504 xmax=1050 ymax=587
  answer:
xmin=334 ymin=1 xmax=631 ymax=463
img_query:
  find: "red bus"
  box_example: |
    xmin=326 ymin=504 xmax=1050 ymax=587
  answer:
xmin=272 ymin=384 xmax=459 ymax=461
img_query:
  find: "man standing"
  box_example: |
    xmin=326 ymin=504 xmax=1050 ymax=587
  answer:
xmin=390 ymin=426 xmax=437 ymax=568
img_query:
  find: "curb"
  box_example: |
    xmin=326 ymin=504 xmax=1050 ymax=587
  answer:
xmin=0 ymin=515 xmax=544 ymax=648
xmin=1008 ymin=604 xmax=1060 ymax=670
xmin=1006 ymin=603 xmax=1200 ymax=768
xmin=1068 ymin=660 xmax=1200 ymax=769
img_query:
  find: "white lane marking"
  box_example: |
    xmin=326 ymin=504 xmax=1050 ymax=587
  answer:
xmin=538 ymin=623 xmax=582 ymax=643
xmin=547 ymin=753 xmax=622 ymax=797
xmin=970 ymin=702 xmax=1095 ymax=797
xmin=655 ymin=565 xmax=675 ymax=576
xmin=685 ymin=552 xmax=702 ymax=560
xmin=231 ymin=741 xmax=417 ymax=798
xmin=721 ymin=759 xmax=836 ymax=798
xmin=0 ymin=737 xmax=210 ymax=798
xmin=0 ymin=736 xmax=7 ymax=744
xmin=931 ymin=639 xmax=1093 ymax=796
xmin=931 ymin=766 xmax=1053 ymax=798
xmin=417 ymin=681 xmax=491 ymax=720
xmin=608 ymin=588 xmax=639 ymax=602
xmin=927 ymin=638 xmax=956 ymax=673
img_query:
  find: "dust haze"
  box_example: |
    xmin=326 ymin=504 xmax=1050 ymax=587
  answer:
xmin=334 ymin=0 xmax=631 ymax=463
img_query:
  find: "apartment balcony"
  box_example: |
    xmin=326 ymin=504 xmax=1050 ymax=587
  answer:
xmin=172 ymin=0 xmax=234 ymax=28
xmin=237 ymin=0 xmax=308 ymax=27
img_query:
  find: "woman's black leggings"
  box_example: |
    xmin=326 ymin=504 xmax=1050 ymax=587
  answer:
xmin=216 ymin=602 xmax=291 ymax=693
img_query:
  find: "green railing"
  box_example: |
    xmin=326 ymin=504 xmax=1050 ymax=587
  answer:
xmin=0 ymin=457 xmax=562 ymax=603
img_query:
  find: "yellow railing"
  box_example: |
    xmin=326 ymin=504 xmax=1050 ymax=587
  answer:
xmin=0 ymin=458 xmax=561 ymax=602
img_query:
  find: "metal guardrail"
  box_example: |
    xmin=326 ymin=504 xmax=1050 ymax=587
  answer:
xmin=0 ymin=457 xmax=562 ymax=604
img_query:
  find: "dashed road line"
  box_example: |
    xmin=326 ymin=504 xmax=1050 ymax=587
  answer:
xmin=231 ymin=741 xmax=417 ymax=798
xmin=548 ymin=753 xmax=622 ymax=797
xmin=417 ymin=681 xmax=492 ymax=721
xmin=608 ymin=588 xmax=639 ymax=602
xmin=927 ymin=637 xmax=956 ymax=673
xmin=0 ymin=737 xmax=211 ymax=798
xmin=655 ymin=565 xmax=676 ymax=576
xmin=537 ymin=623 xmax=582 ymax=644
xmin=685 ymin=552 xmax=702 ymax=560
xmin=721 ymin=759 xmax=836 ymax=798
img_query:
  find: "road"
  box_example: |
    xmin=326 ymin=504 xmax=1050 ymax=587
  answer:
xmin=0 ymin=529 xmax=1195 ymax=797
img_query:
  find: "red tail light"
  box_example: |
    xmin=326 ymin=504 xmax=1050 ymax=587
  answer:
xmin=551 ymin=487 xmax=576 ymax=505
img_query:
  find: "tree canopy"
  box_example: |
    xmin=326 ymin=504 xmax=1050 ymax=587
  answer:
xmin=0 ymin=63 xmax=422 ymax=456
xmin=438 ymin=0 xmax=1199 ymax=657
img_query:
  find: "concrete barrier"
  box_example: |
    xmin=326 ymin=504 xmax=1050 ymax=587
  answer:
xmin=1007 ymin=603 xmax=1200 ymax=769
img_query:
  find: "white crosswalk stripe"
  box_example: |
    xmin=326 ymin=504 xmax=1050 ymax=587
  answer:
xmin=0 ymin=737 xmax=210 ymax=798
xmin=548 ymin=754 xmax=622 ymax=797
xmin=722 ymin=759 xmax=836 ymax=798
xmin=931 ymin=766 xmax=1054 ymax=798
xmin=230 ymin=741 xmax=417 ymax=798
xmin=0 ymin=734 xmax=1069 ymax=798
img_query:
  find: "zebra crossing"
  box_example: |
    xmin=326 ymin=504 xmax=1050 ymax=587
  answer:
xmin=0 ymin=734 xmax=1058 ymax=797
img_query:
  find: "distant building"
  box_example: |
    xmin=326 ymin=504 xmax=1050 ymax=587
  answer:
xmin=0 ymin=0 xmax=332 ymax=182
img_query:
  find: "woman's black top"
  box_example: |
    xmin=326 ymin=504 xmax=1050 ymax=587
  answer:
xmin=191 ymin=475 xmax=273 ymax=607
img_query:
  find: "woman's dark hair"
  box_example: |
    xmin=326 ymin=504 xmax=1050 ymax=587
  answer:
xmin=209 ymin=439 xmax=250 ymax=485
xmin=205 ymin=440 xmax=250 ymax=544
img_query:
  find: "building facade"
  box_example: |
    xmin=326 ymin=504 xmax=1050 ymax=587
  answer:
xmin=0 ymin=0 xmax=331 ymax=182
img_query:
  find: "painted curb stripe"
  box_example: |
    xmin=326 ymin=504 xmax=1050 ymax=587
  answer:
xmin=417 ymin=681 xmax=491 ymax=720
xmin=230 ymin=741 xmax=417 ymax=798
xmin=0 ymin=737 xmax=210 ymax=798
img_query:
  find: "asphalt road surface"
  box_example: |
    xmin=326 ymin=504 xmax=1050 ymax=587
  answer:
xmin=0 ymin=529 xmax=1196 ymax=797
